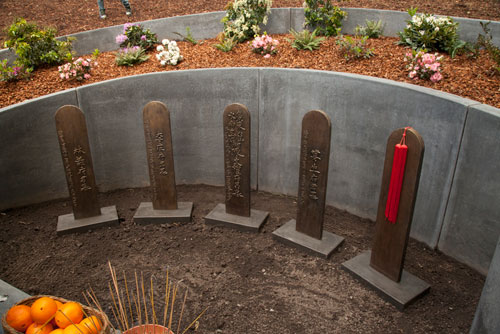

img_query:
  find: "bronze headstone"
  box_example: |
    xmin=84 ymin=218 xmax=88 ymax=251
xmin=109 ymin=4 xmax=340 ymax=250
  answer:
xmin=223 ymin=103 xmax=251 ymax=217
xmin=370 ymin=127 xmax=425 ymax=282
xmin=296 ymin=110 xmax=331 ymax=240
xmin=55 ymin=105 xmax=101 ymax=220
xmin=143 ymin=101 xmax=178 ymax=210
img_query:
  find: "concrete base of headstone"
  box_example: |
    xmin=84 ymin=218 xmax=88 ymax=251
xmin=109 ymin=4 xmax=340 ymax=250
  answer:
xmin=57 ymin=205 xmax=119 ymax=235
xmin=272 ymin=219 xmax=344 ymax=259
xmin=133 ymin=201 xmax=193 ymax=224
xmin=342 ymin=251 xmax=430 ymax=310
xmin=204 ymin=203 xmax=269 ymax=232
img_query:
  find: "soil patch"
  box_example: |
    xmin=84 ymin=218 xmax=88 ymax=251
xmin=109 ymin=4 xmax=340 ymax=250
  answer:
xmin=0 ymin=185 xmax=485 ymax=333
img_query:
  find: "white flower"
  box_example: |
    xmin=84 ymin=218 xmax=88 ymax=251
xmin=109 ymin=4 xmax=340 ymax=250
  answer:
xmin=162 ymin=39 xmax=169 ymax=45
xmin=160 ymin=60 xmax=166 ymax=66
xmin=156 ymin=45 xmax=164 ymax=52
xmin=435 ymin=27 xmax=439 ymax=32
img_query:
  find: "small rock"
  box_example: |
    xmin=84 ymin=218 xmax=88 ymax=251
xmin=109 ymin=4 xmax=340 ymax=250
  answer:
xmin=75 ymin=241 xmax=83 ymax=248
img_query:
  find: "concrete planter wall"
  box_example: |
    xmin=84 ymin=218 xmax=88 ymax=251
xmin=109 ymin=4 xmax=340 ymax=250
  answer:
xmin=1 ymin=8 xmax=499 ymax=61
xmin=1 ymin=68 xmax=499 ymax=278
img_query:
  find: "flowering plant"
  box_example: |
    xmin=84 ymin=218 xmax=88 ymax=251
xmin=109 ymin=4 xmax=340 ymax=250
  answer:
xmin=250 ymin=33 xmax=278 ymax=58
xmin=222 ymin=0 xmax=272 ymax=42
xmin=404 ymin=50 xmax=443 ymax=82
xmin=398 ymin=8 xmax=465 ymax=57
xmin=58 ymin=57 xmax=97 ymax=81
xmin=303 ymin=0 xmax=346 ymax=36
xmin=0 ymin=59 xmax=32 ymax=82
xmin=115 ymin=46 xmax=149 ymax=66
xmin=156 ymin=39 xmax=183 ymax=66
xmin=116 ymin=23 xmax=158 ymax=50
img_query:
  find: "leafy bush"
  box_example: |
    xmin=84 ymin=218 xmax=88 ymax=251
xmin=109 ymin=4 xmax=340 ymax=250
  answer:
xmin=355 ymin=20 xmax=385 ymax=38
xmin=116 ymin=23 xmax=158 ymax=50
xmin=156 ymin=39 xmax=183 ymax=66
xmin=303 ymin=0 xmax=347 ymax=36
xmin=476 ymin=22 xmax=500 ymax=74
xmin=213 ymin=36 xmax=238 ymax=52
xmin=173 ymin=27 xmax=200 ymax=45
xmin=4 ymin=18 xmax=73 ymax=70
xmin=115 ymin=46 xmax=149 ymax=66
xmin=0 ymin=60 xmax=32 ymax=82
xmin=288 ymin=28 xmax=325 ymax=51
xmin=336 ymin=35 xmax=374 ymax=61
xmin=404 ymin=50 xmax=444 ymax=82
xmin=58 ymin=57 xmax=97 ymax=81
xmin=250 ymin=32 xmax=279 ymax=58
xmin=398 ymin=8 xmax=466 ymax=57
xmin=222 ymin=0 xmax=272 ymax=42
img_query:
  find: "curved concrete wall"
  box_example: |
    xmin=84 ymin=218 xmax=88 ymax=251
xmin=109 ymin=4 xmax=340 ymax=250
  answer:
xmin=1 ymin=8 xmax=499 ymax=61
xmin=1 ymin=68 xmax=499 ymax=276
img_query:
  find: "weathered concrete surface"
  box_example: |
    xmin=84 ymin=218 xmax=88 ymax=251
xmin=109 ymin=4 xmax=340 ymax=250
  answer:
xmin=470 ymin=236 xmax=500 ymax=333
xmin=439 ymin=104 xmax=500 ymax=274
xmin=0 ymin=280 xmax=30 ymax=334
xmin=0 ymin=90 xmax=78 ymax=210
xmin=76 ymin=69 xmax=260 ymax=192
xmin=258 ymin=68 xmax=474 ymax=247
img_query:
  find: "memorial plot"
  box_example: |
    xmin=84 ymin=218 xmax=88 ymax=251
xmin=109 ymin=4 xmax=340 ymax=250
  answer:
xmin=55 ymin=105 xmax=119 ymax=234
xmin=204 ymin=103 xmax=269 ymax=232
xmin=272 ymin=110 xmax=344 ymax=258
xmin=342 ymin=127 xmax=430 ymax=310
xmin=133 ymin=101 xmax=193 ymax=224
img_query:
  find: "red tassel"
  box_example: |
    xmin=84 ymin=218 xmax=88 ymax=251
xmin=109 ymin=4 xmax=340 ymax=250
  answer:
xmin=385 ymin=128 xmax=410 ymax=224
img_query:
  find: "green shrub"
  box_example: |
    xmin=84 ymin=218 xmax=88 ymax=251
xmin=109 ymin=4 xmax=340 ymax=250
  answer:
xmin=115 ymin=46 xmax=149 ymax=66
xmin=336 ymin=35 xmax=374 ymax=61
xmin=116 ymin=23 xmax=158 ymax=51
xmin=288 ymin=28 xmax=325 ymax=51
xmin=398 ymin=8 xmax=466 ymax=57
xmin=0 ymin=59 xmax=32 ymax=82
xmin=355 ymin=19 xmax=385 ymax=38
xmin=476 ymin=22 xmax=500 ymax=74
xmin=303 ymin=0 xmax=347 ymax=36
xmin=222 ymin=0 xmax=272 ymax=42
xmin=4 ymin=18 xmax=74 ymax=70
xmin=213 ymin=36 xmax=238 ymax=52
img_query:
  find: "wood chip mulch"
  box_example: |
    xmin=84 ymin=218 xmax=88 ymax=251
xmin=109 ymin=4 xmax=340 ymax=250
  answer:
xmin=1 ymin=35 xmax=499 ymax=109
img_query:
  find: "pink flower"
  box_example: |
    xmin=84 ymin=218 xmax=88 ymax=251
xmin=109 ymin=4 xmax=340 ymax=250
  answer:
xmin=409 ymin=70 xmax=417 ymax=79
xmin=264 ymin=54 xmax=271 ymax=59
xmin=84 ymin=74 xmax=91 ymax=79
xmin=60 ymin=73 xmax=65 ymax=79
xmin=116 ymin=34 xmax=128 ymax=44
xmin=141 ymin=35 xmax=147 ymax=41
xmin=65 ymin=73 xmax=70 ymax=79
xmin=82 ymin=60 xmax=89 ymax=67
xmin=430 ymin=63 xmax=440 ymax=72
xmin=430 ymin=72 xmax=443 ymax=82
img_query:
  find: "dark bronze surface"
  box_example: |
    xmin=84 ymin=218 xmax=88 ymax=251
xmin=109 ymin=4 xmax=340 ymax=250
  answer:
xmin=143 ymin=101 xmax=178 ymax=210
xmin=370 ymin=127 xmax=424 ymax=282
xmin=55 ymin=105 xmax=101 ymax=219
xmin=296 ymin=110 xmax=331 ymax=240
xmin=223 ymin=103 xmax=251 ymax=217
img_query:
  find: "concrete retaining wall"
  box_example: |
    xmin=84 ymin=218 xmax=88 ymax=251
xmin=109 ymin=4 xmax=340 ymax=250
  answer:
xmin=1 ymin=8 xmax=499 ymax=62
xmin=1 ymin=68 xmax=499 ymax=277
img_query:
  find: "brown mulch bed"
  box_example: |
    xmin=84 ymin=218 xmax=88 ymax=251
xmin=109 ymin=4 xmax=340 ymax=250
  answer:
xmin=1 ymin=35 xmax=499 ymax=109
xmin=1 ymin=0 xmax=500 ymax=45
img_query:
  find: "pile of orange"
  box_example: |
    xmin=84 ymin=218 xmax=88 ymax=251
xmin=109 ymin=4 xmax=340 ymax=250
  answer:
xmin=5 ymin=297 xmax=102 ymax=334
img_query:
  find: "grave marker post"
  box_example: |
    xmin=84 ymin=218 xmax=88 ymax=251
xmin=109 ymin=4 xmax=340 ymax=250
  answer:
xmin=342 ymin=127 xmax=430 ymax=310
xmin=55 ymin=105 xmax=119 ymax=234
xmin=204 ymin=103 xmax=269 ymax=232
xmin=134 ymin=101 xmax=193 ymax=224
xmin=272 ymin=110 xmax=344 ymax=258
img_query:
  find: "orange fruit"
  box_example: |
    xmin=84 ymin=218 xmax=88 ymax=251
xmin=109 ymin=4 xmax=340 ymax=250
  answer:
xmin=6 ymin=304 xmax=33 ymax=332
xmin=26 ymin=322 xmax=54 ymax=334
xmin=79 ymin=316 xmax=102 ymax=334
xmin=51 ymin=301 xmax=64 ymax=327
xmin=63 ymin=324 xmax=89 ymax=334
xmin=54 ymin=302 xmax=83 ymax=329
xmin=31 ymin=297 xmax=58 ymax=325
xmin=49 ymin=329 xmax=64 ymax=334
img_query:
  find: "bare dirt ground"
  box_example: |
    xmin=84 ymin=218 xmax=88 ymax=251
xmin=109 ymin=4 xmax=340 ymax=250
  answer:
xmin=0 ymin=185 xmax=485 ymax=333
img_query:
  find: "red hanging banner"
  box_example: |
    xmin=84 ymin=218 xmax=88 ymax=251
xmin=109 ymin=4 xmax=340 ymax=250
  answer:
xmin=385 ymin=127 xmax=410 ymax=223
